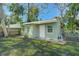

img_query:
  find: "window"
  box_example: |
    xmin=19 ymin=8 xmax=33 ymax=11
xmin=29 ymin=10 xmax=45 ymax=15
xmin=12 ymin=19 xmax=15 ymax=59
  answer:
xmin=47 ymin=25 xmax=53 ymax=32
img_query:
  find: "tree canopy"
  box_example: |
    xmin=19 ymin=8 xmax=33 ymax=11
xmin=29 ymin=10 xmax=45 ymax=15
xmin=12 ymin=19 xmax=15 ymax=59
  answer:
xmin=27 ymin=5 xmax=39 ymax=22
xmin=65 ymin=3 xmax=79 ymax=31
xmin=8 ymin=3 xmax=25 ymax=24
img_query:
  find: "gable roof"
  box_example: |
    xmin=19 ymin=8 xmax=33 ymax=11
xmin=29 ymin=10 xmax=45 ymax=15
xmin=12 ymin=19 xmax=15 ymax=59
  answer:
xmin=24 ymin=18 xmax=58 ymax=25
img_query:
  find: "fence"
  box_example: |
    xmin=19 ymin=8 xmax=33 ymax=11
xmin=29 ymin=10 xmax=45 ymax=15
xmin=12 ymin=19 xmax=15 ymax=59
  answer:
xmin=64 ymin=32 xmax=79 ymax=42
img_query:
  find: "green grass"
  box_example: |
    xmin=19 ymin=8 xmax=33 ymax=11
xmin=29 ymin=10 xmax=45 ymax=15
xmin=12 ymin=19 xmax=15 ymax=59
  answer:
xmin=0 ymin=37 xmax=79 ymax=56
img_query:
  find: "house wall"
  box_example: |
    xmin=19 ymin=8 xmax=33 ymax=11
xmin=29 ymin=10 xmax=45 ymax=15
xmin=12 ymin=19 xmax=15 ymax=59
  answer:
xmin=45 ymin=22 xmax=61 ymax=40
xmin=7 ymin=28 xmax=21 ymax=36
xmin=0 ymin=26 xmax=21 ymax=36
xmin=33 ymin=25 xmax=39 ymax=38
xmin=23 ymin=25 xmax=29 ymax=35
xmin=24 ymin=20 xmax=61 ymax=40
xmin=27 ymin=25 xmax=34 ymax=38
xmin=24 ymin=25 xmax=39 ymax=38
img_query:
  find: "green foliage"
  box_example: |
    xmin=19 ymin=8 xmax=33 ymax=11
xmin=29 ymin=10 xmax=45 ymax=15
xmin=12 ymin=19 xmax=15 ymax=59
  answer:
xmin=27 ymin=6 xmax=39 ymax=22
xmin=9 ymin=3 xmax=24 ymax=16
xmin=64 ymin=3 xmax=79 ymax=31
xmin=27 ymin=3 xmax=48 ymax=22
xmin=8 ymin=3 xmax=24 ymax=24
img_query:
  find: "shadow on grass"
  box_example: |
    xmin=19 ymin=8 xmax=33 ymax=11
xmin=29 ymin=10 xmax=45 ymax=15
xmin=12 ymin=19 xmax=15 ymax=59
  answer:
xmin=0 ymin=38 xmax=79 ymax=56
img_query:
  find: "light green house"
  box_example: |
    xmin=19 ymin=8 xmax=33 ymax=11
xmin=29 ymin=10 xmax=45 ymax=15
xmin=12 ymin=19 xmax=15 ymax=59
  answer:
xmin=24 ymin=18 xmax=62 ymax=40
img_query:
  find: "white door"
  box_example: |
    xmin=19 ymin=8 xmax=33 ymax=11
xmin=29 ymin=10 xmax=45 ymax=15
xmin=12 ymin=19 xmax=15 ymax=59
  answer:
xmin=39 ymin=25 xmax=45 ymax=39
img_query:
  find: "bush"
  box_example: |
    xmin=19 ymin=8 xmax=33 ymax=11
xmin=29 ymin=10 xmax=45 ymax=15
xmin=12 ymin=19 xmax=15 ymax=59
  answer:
xmin=23 ymin=34 xmax=28 ymax=39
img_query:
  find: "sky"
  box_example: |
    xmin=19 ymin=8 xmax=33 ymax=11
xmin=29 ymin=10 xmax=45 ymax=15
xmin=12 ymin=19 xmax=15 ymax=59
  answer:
xmin=3 ymin=3 xmax=60 ymax=22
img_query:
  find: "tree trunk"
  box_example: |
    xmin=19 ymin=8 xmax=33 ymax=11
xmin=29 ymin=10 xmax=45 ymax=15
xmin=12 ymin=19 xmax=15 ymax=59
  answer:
xmin=60 ymin=11 xmax=65 ymax=40
xmin=1 ymin=18 xmax=8 ymax=37
xmin=0 ymin=4 xmax=8 ymax=37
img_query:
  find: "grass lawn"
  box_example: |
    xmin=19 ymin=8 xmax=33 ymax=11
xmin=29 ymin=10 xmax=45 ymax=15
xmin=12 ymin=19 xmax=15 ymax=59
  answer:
xmin=0 ymin=37 xmax=79 ymax=56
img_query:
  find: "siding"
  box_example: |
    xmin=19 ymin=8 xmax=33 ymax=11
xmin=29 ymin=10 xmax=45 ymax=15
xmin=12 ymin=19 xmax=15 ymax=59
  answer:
xmin=24 ymin=20 xmax=61 ymax=40
xmin=45 ymin=22 xmax=60 ymax=40
xmin=33 ymin=25 xmax=39 ymax=38
xmin=24 ymin=25 xmax=39 ymax=38
xmin=28 ymin=25 xmax=34 ymax=38
xmin=7 ymin=28 xmax=21 ymax=36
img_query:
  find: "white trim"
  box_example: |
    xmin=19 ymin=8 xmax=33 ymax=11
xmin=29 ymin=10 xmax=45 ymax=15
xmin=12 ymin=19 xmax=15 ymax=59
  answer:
xmin=24 ymin=19 xmax=57 ymax=25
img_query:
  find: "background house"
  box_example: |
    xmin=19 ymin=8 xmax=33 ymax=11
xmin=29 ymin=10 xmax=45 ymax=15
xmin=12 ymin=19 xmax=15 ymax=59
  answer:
xmin=0 ymin=24 xmax=21 ymax=37
xmin=6 ymin=24 xmax=21 ymax=36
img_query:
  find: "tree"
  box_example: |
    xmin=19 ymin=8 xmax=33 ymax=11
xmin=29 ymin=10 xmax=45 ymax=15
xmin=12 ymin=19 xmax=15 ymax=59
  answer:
xmin=65 ymin=3 xmax=79 ymax=33
xmin=54 ymin=3 xmax=69 ymax=39
xmin=8 ymin=3 xmax=24 ymax=24
xmin=7 ymin=3 xmax=25 ymax=35
xmin=27 ymin=3 xmax=48 ymax=22
xmin=0 ymin=4 xmax=8 ymax=37
xmin=27 ymin=6 xmax=39 ymax=22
